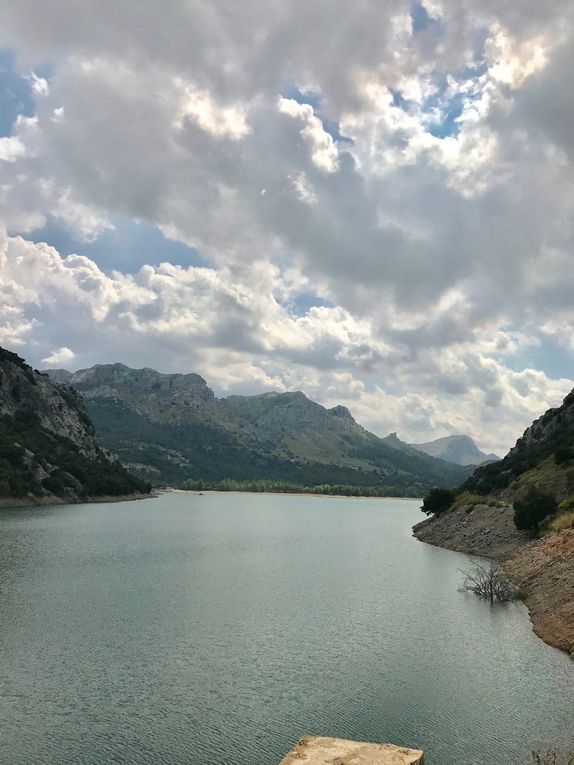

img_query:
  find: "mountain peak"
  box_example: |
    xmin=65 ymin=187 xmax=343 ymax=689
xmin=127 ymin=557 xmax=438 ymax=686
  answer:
xmin=329 ymin=405 xmax=355 ymax=422
xmin=410 ymin=434 xmax=499 ymax=466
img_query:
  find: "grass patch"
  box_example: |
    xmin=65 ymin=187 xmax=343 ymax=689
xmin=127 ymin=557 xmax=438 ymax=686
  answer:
xmin=549 ymin=511 xmax=574 ymax=532
xmin=451 ymin=492 xmax=503 ymax=512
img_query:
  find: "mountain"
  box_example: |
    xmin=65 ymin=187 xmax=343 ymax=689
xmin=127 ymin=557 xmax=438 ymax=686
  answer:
xmin=0 ymin=348 xmax=150 ymax=504
xmin=46 ymin=363 xmax=472 ymax=495
xmin=414 ymin=389 xmax=574 ymax=656
xmin=409 ymin=434 xmax=500 ymax=466
xmin=380 ymin=432 xmax=418 ymax=454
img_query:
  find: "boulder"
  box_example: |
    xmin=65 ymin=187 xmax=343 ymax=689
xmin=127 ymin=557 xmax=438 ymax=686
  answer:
xmin=279 ymin=736 xmax=424 ymax=764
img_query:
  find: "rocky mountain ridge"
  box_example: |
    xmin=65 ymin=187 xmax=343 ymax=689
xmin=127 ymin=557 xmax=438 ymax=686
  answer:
xmin=46 ymin=362 xmax=472 ymax=494
xmin=0 ymin=349 xmax=149 ymax=504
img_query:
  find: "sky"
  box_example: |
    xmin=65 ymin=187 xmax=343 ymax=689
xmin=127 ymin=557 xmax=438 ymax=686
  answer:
xmin=0 ymin=0 xmax=573 ymax=455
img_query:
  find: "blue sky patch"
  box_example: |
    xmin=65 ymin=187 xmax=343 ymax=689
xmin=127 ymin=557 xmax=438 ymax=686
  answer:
xmin=25 ymin=217 xmax=207 ymax=273
xmin=291 ymin=291 xmax=333 ymax=316
xmin=0 ymin=49 xmax=36 ymax=136
xmin=411 ymin=1 xmax=434 ymax=35
xmin=505 ymin=337 xmax=574 ymax=381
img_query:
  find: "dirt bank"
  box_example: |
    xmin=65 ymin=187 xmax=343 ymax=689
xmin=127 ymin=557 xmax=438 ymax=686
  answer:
xmin=413 ymin=504 xmax=574 ymax=658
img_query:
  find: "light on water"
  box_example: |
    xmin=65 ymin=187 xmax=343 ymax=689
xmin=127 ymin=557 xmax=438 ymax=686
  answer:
xmin=0 ymin=493 xmax=572 ymax=764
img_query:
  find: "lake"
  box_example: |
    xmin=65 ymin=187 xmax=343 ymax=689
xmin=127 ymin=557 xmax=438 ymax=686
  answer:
xmin=0 ymin=492 xmax=572 ymax=764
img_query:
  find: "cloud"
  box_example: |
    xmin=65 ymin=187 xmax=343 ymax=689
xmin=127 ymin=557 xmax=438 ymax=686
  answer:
xmin=41 ymin=346 xmax=75 ymax=365
xmin=0 ymin=0 xmax=572 ymax=454
xmin=0 ymin=136 xmax=26 ymax=162
xmin=0 ymin=233 xmax=571 ymax=454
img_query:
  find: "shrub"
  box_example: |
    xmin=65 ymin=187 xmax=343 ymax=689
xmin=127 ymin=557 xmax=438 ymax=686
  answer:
xmin=460 ymin=561 xmax=519 ymax=603
xmin=514 ymin=487 xmax=558 ymax=531
xmin=421 ymin=487 xmax=455 ymax=516
xmin=559 ymin=495 xmax=574 ymax=512
xmin=554 ymin=446 xmax=574 ymax=465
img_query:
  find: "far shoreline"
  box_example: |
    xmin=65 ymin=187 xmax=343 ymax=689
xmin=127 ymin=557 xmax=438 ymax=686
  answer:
xmin=166 ymin=488 xmax=423 ymax=501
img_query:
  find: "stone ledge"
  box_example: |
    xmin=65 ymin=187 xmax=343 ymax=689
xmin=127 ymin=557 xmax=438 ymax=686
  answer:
xmin=279 ymin=736 xmax=424 ymax=764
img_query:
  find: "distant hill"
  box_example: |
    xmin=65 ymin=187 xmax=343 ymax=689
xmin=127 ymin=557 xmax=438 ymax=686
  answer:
xmin=0 ymin=348 xmax=149 ymax=504
xmin=409 ymin=434 xmax=500 ymax=466
xmin=46 ymin=363 xmax=472 ymax=495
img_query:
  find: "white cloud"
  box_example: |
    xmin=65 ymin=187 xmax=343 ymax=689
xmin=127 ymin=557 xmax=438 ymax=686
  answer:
xmin=41 ymin=346 xmax=75 ymax=365
xmin=0 ymin=136 xmax=26 ymax=162
xmin=174 ymin=79 xmax=250 ymax=139
xmin=0 ymin=233 xmax=570 ymax=454
xmin=278 ymin=98 xmax=339 ymax=172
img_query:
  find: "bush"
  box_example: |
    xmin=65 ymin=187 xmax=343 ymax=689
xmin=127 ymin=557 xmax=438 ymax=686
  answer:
xmin=514 ymin=487 xmax=558 ymax=531
xmin=559 ymin=495 xmax=574 ymax=512
xmin=554 ymin=446 xmax=574 ymax=465
xmin=421 ymin=488 xmax=455 ymax=516
xmin=460 ymin=561 xmax=519 ymax=603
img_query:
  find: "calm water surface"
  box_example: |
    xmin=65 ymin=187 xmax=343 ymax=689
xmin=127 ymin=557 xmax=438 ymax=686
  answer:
xmin=0 ymin=492 xmax=572 ymax=764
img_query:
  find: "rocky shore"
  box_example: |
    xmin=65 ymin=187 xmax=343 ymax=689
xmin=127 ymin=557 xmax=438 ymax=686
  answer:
xmin=0 ymin=492 xmax=156 ymax=510
xmin=413 ymin=504 xmax=574 ymax=658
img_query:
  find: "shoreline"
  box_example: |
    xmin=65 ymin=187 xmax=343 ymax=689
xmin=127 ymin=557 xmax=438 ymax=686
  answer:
xmin=412 ymin=506 xmax=574 ymax=659
xmin=0 ymin=491 xmax=157 ymax=511
xmin=168 ymin=488 xmax=423 ymax=501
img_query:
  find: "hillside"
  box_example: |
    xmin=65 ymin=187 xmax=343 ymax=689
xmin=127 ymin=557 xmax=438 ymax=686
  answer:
xmin=413 ymin=388 xmax=574 ymax=656
xmin=462 ymin=390 xmax=574 ymax=499
xmin=0 ymin=348 xmax=150 ymax=505
xmin=47 ymin=363 xmax=472 ymax=495
xmin=409 ymin=434 xmax=499 ymax=466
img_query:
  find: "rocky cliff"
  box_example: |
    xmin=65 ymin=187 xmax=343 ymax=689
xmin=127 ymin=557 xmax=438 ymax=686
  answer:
xmin=46 ymin=363 xmax=471 ymax=495
xmin=0 ymin=348 xmax=149 ymax=505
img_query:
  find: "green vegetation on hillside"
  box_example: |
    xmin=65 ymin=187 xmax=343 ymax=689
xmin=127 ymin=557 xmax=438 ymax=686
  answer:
xmin=0 ymin=412 xmax=150 ymax=499
xmin=419 ymin=388 xmax=574 ymax=529
xmin=180 ymin=478 xmax=415 ymax=497
xmin=84 ymin=396 xmax=468 ymax=495
xmin=420 ymin=487 xmax=455 ymax=515
xmin=513 ymin=487 xmax=558 ymax=532
xmin=463 ymin=390 xmax=574 ymax=496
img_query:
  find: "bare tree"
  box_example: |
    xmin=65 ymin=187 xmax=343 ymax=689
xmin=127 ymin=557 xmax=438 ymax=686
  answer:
xmin=531 ymin=750 xmax=574 ymax=765
xmin=459 ymin=561 xmax=519 ymax=604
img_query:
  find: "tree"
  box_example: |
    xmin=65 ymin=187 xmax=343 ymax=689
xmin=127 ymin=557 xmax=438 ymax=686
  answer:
xmin=460 ymin=561 xmax=519 ymax=604
xmin=513 ymin=487 xmax=558 ymax=531
xmin=421 ymin=487 xmax=455 ymax=516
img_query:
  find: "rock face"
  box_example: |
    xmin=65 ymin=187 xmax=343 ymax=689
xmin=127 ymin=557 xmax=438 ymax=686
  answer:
xmin=279 ymin=736 xmax=424 ymax=765
xmin=0 ymin=348 xmax=148 ymax=504
xmin=413 ymin=502 xmax=528 ymax=558
xmin=45 ymin=363 xmax=470 ymax=493
xmin=410 ymin=435 xmax=499 ymax=466
xmin=0 ymin=351 xmax=97 ymax=456
xmin=504 ymin=530 xmax=574 ymax=657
